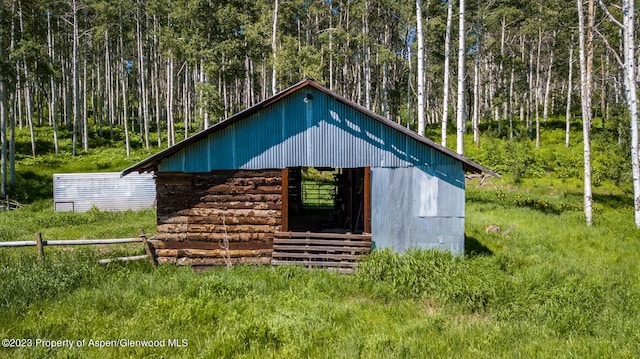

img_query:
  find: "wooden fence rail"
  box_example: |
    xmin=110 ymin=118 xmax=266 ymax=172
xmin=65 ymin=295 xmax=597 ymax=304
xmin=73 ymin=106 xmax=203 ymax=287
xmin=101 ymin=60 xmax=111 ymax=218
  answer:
xmin=0 ymin=231 xmax=156 ymax=267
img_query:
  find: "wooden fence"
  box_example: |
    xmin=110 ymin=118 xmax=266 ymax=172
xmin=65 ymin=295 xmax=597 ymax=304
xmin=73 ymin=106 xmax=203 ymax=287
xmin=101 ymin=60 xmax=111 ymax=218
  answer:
xmin=0 ymin=197 xmax=22 ymax=211
xmin=0 ymin=231 xmax=156 ymax=267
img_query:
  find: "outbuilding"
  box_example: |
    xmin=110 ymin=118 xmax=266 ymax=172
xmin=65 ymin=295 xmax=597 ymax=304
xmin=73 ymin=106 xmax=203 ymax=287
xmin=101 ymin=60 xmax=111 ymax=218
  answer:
xmin=123 ymin=79 xmax=498 ymax=270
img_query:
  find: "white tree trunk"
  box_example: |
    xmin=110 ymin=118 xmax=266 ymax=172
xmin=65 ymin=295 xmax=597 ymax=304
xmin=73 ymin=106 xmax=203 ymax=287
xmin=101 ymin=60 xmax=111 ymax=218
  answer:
xmin=271 ymin=0 xmax=279 ymax=96
xmin=71 ymin=0 xmax=79 ymax=156
xmin=153 ymin=15 xmax=162 ymax=146
xmin=577 ymin=0 xmax=594 ymax=226
xmin=17 ymin=0 xmax=35 ymax=158
xmin=0 ymin=0 xmax=6 ymax=197
xmin=119 ymin=29 xmax=130 ymax=157
xmin=183 ymin=62 xmax=189 ymax=139
xmin=456 ymin=0 xmax=466 ymax=155
xmin=136 ymin=1 xmax=150 ymax=149
xmin=534 ymin=30 xmax=542 ymax=149
xmin=441 ymin=0 xmax=453 ymax=146
xmin=364 ymin=0 xmax=372 ymax=110
xmin=166 ymin=54 xmax=174 ymax=147
xmin=416 ymin=0 xmax=426 ymax=136
xmin=621 ymin=0 xmax=640 ymax=227
xmin=47 ymin=10 xmax=59 ymax=154
xmin=543 ymin=31 xmax=556 ymax=125
xmin=509 ymin=64 xmax=515 ymax=139
xmin=104 ymin=31 xmax=114 ymax=139
xmin=472 ymin=35 xmax=480 ymax=147
xmin=82 ymin=24 xmax=88 ymax=152
xmin=566 ymin=38 xmax=574 ymax=148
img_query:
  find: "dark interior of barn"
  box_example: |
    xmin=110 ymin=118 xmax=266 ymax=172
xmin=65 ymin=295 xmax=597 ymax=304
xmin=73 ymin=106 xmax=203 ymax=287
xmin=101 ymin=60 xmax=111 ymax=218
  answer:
xmin=285 ymin=167 xmax=367 ymax=234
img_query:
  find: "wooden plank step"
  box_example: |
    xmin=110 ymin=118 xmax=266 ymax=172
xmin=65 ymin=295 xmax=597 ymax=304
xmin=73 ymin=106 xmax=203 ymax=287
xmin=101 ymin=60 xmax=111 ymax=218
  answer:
xmin=271 ymin=260 xmax=358 ymax=268
xmin=271 ymin=252 xmax=360 ymax=261
xmin=273 ymin=238 xmax=371 ymax=247
xmin=272 ymin=245 xmax=371 ymax=253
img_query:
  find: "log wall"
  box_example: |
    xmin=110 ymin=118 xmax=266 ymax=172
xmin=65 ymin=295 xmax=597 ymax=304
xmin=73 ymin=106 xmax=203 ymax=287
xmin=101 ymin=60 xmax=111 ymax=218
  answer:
xmin=154 ymin=170 xmax=282 ymax=266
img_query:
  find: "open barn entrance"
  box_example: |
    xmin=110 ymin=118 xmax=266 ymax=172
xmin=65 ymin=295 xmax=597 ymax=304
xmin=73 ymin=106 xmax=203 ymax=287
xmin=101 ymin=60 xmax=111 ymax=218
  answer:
xmin=282 ymin=167 xmax=370 ymax=234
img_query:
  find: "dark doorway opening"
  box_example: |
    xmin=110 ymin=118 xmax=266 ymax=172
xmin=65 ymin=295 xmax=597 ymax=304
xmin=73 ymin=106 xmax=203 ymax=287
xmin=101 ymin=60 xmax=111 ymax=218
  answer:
xmin=282 ymin=167 xmax=370 ymax=234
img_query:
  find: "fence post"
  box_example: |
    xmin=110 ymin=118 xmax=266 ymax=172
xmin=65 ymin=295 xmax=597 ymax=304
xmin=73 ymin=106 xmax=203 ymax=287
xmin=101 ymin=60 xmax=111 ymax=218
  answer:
xmin=35 ymin=232 xmax=45 ymax=261
xmin=140 ymin=230 xmax=157 ymax=268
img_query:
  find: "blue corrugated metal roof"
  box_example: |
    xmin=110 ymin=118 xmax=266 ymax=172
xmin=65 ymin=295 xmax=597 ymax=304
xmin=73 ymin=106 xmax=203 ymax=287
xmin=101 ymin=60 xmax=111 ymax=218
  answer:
xmin=122 ymin=80 xmax=499 ymax=177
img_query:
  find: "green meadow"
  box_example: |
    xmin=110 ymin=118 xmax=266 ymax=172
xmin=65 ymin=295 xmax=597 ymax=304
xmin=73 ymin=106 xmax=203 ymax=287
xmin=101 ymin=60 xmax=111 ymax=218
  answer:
xmin=0 ymin=121 xmax=639 ymax=358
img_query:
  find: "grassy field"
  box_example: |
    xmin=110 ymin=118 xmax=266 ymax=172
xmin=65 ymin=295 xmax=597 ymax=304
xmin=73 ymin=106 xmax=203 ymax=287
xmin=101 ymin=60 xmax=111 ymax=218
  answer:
xmin=0 ymin=177 xmax=639 ymax=358
xmin=1 ymin=123 xmax=639 ymax=357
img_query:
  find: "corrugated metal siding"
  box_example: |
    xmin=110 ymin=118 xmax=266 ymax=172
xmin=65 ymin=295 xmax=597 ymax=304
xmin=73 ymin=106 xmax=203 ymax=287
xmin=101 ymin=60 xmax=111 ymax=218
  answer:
xmin=53 ymin=172 xmax=156 ymax=212
xmin=158 ymin=88 xmax=461 ymax=173
xmin=370 ymin=167 xmax=465 ymax=255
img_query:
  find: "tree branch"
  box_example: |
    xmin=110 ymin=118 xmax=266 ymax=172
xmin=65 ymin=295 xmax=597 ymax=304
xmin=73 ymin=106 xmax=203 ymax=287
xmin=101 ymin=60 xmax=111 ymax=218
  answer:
xmin=594 ymin=27 xmax=624 ymax=67
xmin=598 ymin=0 xmax=624 ymax=29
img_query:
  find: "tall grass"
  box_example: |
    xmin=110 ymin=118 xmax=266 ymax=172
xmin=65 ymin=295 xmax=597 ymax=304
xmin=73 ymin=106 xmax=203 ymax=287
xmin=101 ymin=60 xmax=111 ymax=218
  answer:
xmin=1 ymin=186 xmax=639 ymax=358
xmin=2 ymin=250 xmax=638 ymax=358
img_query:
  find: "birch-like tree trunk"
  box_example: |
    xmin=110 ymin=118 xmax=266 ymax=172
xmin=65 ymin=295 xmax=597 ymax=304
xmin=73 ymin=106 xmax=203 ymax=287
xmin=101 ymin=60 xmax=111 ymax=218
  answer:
xmin=47 ymin=10 xmax=59 ymax=154
xmin=509 ymin=64 xmax=515 ymax=139
xmin=119 ymin=19 xmax=130 ymax=157
xmin=18 ymin=0 xmax=35 ymax=158
xmin=271 ymin=0 xmax=279 ymax=96
xmin=600 ymin=54 xmax=607 ymax=126
xmin=0 ymin=0 xmax=6 ymax=197
xmin=8 ymin=4 xmax=14 ymax=188
xmin=136 ymin=1 xmax=149 ymax=149
xmin=534 ymin=30 xmax=542 ymax=148
xmin=328 ymin=1 xmax=334 ymax=91
xmin=543 ymin=31 xmax=556 ymax=125
xmin=566 ymin=38 xmax=574 ymax=148
xmin=166 ymin=53 xmax=175 ymax=147
xmin=71 ymin=0 xmax=79 ymax=156
xmin=183 ymin=62 xmax=189 ymax=139
xmin=601 ymin=0 xmax=640 ymax=227
xmin=472 ymin=41 xmax=480 ymax=147
xmin=201 ymin=60 xmax=209 ymax=129
xmin=153 ymin=15 xmax=161 ymax=146
xmin=441 ymin=0 xmax=453 ymax=146
xmin=456 ymin=0 xmax=466 ymax=155
xmin=105 ymin=30 xmax=114 ymax=140
xmin=577 ymin=0 xmax=594 ymax=226
xmin=82 ymin=13 xmax=88 ymax=152
xmin=363 ymin=0 xmax=372 ymax=110
xmin=621 ymin=0 xmax=640 ymax=227
xmin=416 ymin=0 xmax=426 ymax=136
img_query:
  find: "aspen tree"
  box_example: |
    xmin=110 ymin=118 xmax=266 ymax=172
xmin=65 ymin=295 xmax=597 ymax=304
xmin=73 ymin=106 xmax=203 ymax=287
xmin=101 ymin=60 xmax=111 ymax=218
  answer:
xmin=576 ymin=0 xmax=594 ymax=225
xmin=456 ymin=0 xmax=466 ymax=155
xmin=416 ymin=0 xmax=425 ymax=136
xmin=441 ymin=0 xmax=453 ymax=146
xmin=598 ymin=0 xmax=640 ymax=227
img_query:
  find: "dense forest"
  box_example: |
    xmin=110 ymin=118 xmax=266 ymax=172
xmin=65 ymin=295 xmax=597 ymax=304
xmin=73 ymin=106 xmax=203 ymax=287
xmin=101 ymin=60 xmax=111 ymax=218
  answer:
xmin=0 ymin=0 xmax=639 ymax=227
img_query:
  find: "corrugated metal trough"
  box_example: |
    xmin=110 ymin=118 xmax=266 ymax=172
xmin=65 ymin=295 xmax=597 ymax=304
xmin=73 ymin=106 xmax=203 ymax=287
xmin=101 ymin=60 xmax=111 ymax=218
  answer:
xmin=53 ymin=172 xmax=156 ymax=212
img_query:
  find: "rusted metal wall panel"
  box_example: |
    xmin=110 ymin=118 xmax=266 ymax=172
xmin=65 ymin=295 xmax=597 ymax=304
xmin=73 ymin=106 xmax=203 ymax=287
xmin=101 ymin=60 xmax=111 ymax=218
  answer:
xmin=53 ymin=172 xmax=155 ymax=212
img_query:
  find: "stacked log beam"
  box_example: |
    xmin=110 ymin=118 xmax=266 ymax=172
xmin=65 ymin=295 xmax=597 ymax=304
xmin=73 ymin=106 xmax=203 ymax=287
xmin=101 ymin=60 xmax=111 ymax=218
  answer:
xmin=154 ymin=170 xmax=282 ymax=266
